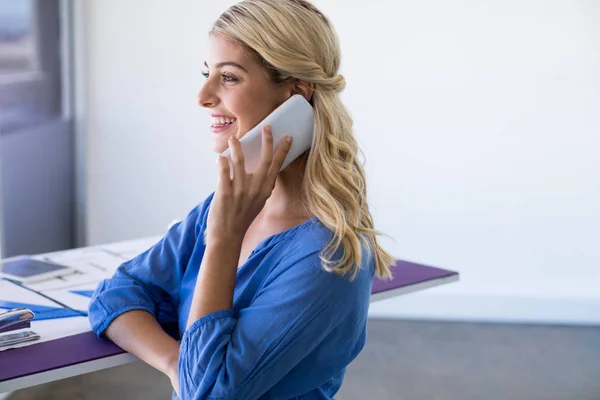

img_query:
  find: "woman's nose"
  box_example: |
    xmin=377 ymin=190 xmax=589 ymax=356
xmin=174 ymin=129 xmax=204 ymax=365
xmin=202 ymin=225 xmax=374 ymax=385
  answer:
xmin=198 ymin=83 xmax=218 ymax=108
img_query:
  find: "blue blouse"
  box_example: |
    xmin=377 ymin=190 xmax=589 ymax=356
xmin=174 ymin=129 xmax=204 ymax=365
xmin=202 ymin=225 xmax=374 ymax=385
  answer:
xmin=89 ymin=192 xmax=375 ymax=400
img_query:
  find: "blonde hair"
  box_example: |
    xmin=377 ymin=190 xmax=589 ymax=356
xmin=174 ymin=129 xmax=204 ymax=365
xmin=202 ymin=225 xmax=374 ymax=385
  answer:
xmin=212 ymin=0 xmax=395 ymax=280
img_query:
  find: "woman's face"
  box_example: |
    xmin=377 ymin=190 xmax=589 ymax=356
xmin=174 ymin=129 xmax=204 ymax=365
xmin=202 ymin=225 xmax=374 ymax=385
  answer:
xmin=199 ymin=34 xmax=292 ymax=154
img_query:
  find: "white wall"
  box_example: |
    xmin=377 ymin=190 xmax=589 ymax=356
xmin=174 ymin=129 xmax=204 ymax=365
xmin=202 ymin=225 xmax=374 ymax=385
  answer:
xmin=79 ymin=0 xmax=600 ymax=324
xmin=81 ymin=0 xmax=231 ymax=246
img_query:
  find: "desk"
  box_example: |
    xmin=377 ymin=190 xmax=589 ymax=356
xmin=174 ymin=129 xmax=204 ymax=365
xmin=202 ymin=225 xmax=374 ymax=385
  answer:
xmin=0 ymin=239 xmax=458 ymax=393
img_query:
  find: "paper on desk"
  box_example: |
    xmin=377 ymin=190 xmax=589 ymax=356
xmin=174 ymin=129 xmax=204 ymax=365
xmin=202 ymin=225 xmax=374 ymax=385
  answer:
xmin=0 ymin=280 xmax=92 ymax=351
xmin=0 ymin=277 xmax=96 ymax=352
xmin=28 ymin=235 xmax=161 ymax=268
xmin=0 ymin=236 xmax=162 ymax=351
xmin=27 ymin=250 xmax=126 ymax=292
xmin=41 ymin=283 xmax=99 ymax=311
xmin=101 ymin=236 xmax=162 ymax=260
xmin=0 ymin=280 xmax=63 ymax=308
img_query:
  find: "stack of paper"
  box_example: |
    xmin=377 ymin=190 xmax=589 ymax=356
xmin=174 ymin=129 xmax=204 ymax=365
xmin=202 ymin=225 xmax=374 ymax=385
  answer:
xmin=0 ymin=235 xmax=161 ymax=351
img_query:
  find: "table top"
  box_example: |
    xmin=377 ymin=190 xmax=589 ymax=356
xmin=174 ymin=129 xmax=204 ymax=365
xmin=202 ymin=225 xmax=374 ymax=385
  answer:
xmin=0 ymin=250 xmax=458 ymax=392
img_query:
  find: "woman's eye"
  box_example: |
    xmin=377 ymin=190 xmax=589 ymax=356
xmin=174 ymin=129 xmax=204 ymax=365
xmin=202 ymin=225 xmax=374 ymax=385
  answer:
xmin=222 ymin=73 xmax=238 ymax=83
xmin=202 ymin=70 xmax=237 ymax=83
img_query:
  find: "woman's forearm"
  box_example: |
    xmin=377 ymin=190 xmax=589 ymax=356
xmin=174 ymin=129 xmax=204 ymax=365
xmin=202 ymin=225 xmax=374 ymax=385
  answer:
xmin=104 ymin=310 xmax=180 ymax=376
xmin=186 ymin=239 xmax=242 ymax=329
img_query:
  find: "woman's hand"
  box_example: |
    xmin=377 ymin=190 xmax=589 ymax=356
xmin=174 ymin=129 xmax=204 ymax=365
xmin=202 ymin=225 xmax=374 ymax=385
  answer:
xmin=206 ymin=125 xmax=293 ymax=244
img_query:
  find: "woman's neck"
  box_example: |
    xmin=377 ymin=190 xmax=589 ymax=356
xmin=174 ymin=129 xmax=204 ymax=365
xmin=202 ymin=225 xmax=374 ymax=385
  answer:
xmin=260 ymin=153 xmax=309 ymax=220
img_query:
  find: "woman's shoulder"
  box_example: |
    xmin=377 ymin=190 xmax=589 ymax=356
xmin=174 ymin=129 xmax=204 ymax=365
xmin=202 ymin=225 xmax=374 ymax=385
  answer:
xmin=280 ymin=217 xmax=335 ymax=256
xmin=270 ymin=217 xmax=376 ymax=287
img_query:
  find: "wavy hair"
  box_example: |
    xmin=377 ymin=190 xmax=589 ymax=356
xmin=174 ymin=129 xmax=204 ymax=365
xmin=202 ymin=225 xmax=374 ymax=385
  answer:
xmin=212 ymin=0 xmax=395 ymax=280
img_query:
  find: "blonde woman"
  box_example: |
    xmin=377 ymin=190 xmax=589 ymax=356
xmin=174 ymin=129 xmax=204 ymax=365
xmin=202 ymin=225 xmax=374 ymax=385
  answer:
xmin=89 ymin=0 xmax=395 ymax=398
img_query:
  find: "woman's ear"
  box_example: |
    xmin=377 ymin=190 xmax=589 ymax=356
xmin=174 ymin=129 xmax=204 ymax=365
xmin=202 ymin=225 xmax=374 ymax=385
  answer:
xmin=292 ymin=80 xmax=315 ymax=102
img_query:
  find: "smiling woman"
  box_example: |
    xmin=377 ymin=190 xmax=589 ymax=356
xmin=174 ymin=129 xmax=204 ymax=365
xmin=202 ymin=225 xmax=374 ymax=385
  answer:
xmin=199 ymin=37 xmax=296 ymax=156
xmin=88 ymin=1 xmax=395 ymax=399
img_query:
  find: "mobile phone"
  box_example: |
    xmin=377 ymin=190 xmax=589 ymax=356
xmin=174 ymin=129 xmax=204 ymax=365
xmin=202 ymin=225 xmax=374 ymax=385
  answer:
xmin=218 ymin=94 xmax=315 ymax=173
xmin=0 ymin=257 xmax=76 ymax=284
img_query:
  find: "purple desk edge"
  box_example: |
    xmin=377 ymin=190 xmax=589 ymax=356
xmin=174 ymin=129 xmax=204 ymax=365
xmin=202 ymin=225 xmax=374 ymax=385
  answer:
xmin=0 ymin=259 xmax=458 ymax=387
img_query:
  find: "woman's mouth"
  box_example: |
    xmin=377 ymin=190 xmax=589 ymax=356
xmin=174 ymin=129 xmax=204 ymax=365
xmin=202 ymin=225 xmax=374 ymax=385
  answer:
xmin=211 ymin=116 xmax=237 ymax=133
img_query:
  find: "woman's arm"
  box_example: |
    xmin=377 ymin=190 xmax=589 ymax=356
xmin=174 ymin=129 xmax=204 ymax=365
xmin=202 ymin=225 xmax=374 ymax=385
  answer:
xmin=185 ymin=239 xmax=241 ymax=329
xmin=183 ymin=130 xmax=291 ymax=327
xmin=88 ymin=195 xmax=214 ymax=398
xmin=89 ymin=194 xmax=213 ymax=338
xmin=174 ymin=249 xmax=374 ymax=400
xmin=104 ymin=310 xmax=180 ymax=376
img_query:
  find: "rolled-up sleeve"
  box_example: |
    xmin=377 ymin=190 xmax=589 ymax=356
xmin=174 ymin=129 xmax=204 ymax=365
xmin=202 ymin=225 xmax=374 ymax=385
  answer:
xmin=177 ymin=251 xmax=373 ymax=400
xmin=89 ymin=195 xmax=212 ymax=338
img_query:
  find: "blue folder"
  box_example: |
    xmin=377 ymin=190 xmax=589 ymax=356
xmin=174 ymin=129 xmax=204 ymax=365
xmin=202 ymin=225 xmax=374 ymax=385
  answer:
xmin=0 ymin=300 xmax=87 ymax=320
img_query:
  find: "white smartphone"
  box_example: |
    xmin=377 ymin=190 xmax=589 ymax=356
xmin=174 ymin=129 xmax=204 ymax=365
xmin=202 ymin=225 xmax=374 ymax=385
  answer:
xmin=0 ymin=256 xmax=76 ymax=284
xmin=218 ymin=94 xmax=315 ymax=173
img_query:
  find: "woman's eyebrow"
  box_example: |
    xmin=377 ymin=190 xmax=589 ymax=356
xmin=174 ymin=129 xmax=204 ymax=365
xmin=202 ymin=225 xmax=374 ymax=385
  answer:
xmin=203 ymin=61 xmax=248 ymax=73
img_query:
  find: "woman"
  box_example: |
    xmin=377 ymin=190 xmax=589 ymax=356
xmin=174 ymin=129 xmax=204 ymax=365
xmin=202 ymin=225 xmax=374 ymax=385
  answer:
xmin=89 ymin=1 xmax=395 ymax=398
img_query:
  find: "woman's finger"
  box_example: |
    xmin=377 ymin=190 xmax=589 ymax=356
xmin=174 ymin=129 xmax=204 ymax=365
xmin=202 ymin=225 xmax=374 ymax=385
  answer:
xmin=267 ymin=136 xmax=293 ymax=184
xmin=254 ymin=125 xmax=274 ymax=179
xmin=228 ymin=136 xmax=246 ymax=193
xmin=216 ymin=156 xmax=231 ymax=195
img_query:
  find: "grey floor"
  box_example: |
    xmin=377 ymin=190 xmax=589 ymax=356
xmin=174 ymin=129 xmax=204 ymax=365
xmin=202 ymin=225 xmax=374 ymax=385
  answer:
xmin=9 ymin=319 xmax=600 ymax=400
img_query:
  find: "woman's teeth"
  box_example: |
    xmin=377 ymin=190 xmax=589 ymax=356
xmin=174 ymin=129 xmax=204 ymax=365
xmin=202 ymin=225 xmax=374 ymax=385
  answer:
xmin=212 ymin=117 xmax=236 ymax=126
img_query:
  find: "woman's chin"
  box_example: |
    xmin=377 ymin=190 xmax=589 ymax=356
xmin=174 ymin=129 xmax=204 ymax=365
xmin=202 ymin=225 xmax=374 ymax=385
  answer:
xmin=211 ymin=125 xmax=240 ymax=154
xmin=211 ymin=138 xmax=229 ymax=154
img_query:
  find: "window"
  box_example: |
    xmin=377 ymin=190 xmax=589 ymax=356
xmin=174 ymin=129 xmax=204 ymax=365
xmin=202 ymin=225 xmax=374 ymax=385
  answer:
xmin=0 ymin=0 xmax=36 ymax=73
xmin=0 ymin=0 xmax=62 ymax=134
